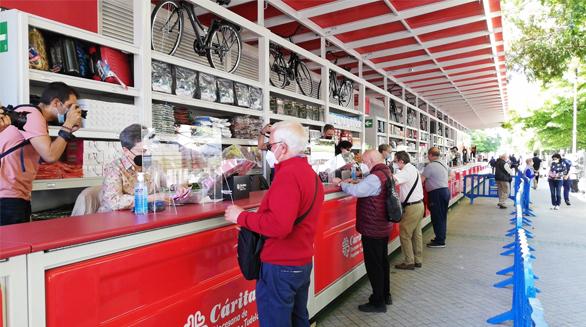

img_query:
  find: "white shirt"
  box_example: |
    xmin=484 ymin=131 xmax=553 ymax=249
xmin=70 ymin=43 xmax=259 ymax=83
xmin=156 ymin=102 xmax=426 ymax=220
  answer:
xmin=394 ymin=163 xmax=424 ymax=203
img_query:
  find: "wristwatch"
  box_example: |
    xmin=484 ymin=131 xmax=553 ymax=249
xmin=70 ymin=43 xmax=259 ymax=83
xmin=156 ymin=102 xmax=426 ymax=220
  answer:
xmin=58 ymin=129 xmax=74 ymax=142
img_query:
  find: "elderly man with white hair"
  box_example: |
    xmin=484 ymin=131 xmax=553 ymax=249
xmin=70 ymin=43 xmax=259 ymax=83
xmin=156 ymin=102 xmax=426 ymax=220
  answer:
xmin=225 ymin=121 xmax=324 ymax=327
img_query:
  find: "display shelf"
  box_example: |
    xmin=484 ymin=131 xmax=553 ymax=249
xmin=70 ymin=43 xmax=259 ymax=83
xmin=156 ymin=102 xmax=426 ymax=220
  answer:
xmin=406 ymin=149 xmax=417 ymax=153
xmin=269 ymin=113 xmax=325 ymax=127
xmin=30 ymin=70 xmax=140 ymax=97
xmin=377 ymin=132 xmax=387 ymax=137
xmin=152 ymin=92 xmax=263 ymax=117
xmin=222 ymin=138 xmax=258 ymax=146
xmin=269 ymin=86 xmax=325 ymax=106
xmin=49 ymin=126 xmax=120 ymax=140
xmin=389 ymin=135 xmax=404 ymax=139
xmin=33 ymin=177 xmax=103 ymax=191
xmin=28 ymin=15 xmax=139 ymax=54
xmin=152 ymin=52 xmax=263 ymax=89
xmin=406 ymin=137 xmax=417 ymax=142
xmin=389 ymin=121 xmax=404 ymax=127
xmin=329 ymin=103 xmax=361 ymax=116
xmin=332 ymin=124 xmax=361 ymax=133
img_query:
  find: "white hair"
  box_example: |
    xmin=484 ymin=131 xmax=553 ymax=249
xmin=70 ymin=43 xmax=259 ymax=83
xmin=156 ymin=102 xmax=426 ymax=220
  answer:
xmin=272 ymin=121 xmax=308 ymax=154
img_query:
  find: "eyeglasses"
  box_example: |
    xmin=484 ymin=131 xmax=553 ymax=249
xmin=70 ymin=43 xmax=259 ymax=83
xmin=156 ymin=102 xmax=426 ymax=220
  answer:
xmin=266 ymin=141 xmax=283 ymax=152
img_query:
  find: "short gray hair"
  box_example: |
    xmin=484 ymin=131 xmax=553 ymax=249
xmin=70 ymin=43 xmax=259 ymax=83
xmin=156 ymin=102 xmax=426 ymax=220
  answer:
xmin=271 ymin=121 xmax=308 ymax=154
xmin=120 ymin=124 xmax=147 ymax=150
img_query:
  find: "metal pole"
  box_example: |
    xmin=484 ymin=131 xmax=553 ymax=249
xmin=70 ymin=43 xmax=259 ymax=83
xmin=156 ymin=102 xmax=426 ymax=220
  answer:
xmin=573 ymin=67 xmax=578 ymax=154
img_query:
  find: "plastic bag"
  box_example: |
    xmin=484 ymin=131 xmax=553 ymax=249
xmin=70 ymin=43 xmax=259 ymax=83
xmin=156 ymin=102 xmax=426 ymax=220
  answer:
xmin=250 ymin=87 xmax=262 ymax=111
xmin=152 ymin=60 xmax=173 ymax=93
xmin=235 ymin=83 xmax=251 ymax=108
xmin=217 ymin=78 xmax=235 ymax=104
xmin=197 ymin=72 xmax=217 ymax=102
xmin=175 ymin=67 xmax=198 ymax=97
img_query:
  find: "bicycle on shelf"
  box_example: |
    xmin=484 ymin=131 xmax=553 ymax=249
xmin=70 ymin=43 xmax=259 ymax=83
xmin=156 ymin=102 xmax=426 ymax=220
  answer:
xmin=269 ymin=25 xmax=314 ymax=96
xmin=318 ymin=53 xmax=353 ymax=107
xmin=151 ymin=0 xmax=242 ymax=73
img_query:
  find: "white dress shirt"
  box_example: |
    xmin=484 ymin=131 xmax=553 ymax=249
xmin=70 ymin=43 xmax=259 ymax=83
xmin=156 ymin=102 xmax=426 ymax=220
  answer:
xmin=394 ymin=163 xmax=424 ymax=203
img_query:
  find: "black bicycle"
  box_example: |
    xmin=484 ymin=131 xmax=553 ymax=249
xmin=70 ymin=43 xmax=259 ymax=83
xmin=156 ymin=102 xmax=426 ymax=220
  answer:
xmin=269 ymin=44 xmax=314 ymax=96
xmin=151 ymin=0 xmax=242 ymax=73
xmin=320 ymin=55 xmax=353 ymax=107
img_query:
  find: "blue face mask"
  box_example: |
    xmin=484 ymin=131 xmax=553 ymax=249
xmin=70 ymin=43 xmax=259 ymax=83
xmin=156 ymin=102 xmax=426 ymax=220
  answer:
xmin=57 ymin=112 xmax=66 ymax=124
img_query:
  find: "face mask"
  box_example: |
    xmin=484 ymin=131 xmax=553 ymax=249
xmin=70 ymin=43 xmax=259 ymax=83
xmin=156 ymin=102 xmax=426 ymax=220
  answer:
xmin=392 ymin=163 xmax=400 ymax=171
xmin=54 ymin=104 xmax=67 ymax=124
xmin=268 ymin=143 xmax=283 ymax=162
xmin=133 ymin=155 xmax=143 ymax=167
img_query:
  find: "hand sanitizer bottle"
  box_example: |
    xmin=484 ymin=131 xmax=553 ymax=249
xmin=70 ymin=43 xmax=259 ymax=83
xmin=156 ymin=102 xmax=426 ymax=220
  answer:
xmin=134 ymin=172 xmax=148 ymax=215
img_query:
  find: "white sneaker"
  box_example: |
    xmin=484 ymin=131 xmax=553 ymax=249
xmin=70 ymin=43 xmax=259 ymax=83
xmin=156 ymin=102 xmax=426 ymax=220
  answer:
xmin=551 ymin=206 xmax=556 ymax=210
xmin=554 ymin=206 xmax=559 ymax=210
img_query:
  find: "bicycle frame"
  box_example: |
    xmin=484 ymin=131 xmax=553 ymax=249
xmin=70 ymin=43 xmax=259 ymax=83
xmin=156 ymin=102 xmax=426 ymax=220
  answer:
xmin=178 ymin=1 xmax=215 ymax=54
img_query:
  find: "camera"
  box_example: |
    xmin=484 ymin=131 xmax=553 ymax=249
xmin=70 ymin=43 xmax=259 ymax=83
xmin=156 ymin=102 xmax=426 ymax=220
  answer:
xmin=1 ymin=105 xmax=30 ymax=131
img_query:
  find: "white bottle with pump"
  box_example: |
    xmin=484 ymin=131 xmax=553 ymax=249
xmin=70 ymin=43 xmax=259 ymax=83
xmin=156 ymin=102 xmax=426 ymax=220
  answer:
xmin=134 ymin=172 xmax=148 ymax=215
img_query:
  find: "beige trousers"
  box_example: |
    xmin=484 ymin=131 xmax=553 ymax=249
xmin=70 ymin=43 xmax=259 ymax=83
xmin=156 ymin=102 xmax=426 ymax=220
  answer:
xmin=496 ymin=181 xmax=510 ymax=206
xmin=399 ymin=202 xmax=425 ymax=265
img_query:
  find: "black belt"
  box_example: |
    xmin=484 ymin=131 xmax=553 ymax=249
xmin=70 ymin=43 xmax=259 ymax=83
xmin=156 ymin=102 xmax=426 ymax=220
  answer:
xmin=404 ymin=200 xmax=423 ymax=207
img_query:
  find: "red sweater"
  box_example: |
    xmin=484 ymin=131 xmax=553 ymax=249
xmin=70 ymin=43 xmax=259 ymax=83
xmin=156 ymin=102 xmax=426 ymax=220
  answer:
xmin=237 ymin=156 xmax=324 ymax=266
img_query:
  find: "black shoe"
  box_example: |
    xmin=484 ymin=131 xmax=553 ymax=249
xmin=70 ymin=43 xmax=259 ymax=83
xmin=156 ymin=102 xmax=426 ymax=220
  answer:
xmin=358 ymin=302 xmax=387 ymax=313
xmin=385 ymin=294 xmax=392 ymax=305
xmin=566 ymin=201 xmax=571 ymax=206
xmin=395 ymin=263 xmax=415 ymax=270
xmin=414 ymin=262 xmax=422 ymax=268
xmin=498 ymin=204 xmax=507 ymax=209
xmin=426 ymin=241 xmax=446 ymax=248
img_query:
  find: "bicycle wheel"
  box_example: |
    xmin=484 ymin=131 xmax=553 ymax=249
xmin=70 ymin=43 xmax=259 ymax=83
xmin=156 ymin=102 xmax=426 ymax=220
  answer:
xmin=295 ymin=60 xmax=314 ymax=96
xmin=151 ymin=0 xmax=183 ymax=55
xmin=338 ymin=80 xmax=353 ymax=107
xmin=329 ymin=74 xmax=337 ymax=100
xmin=206 ymin=23 xmax=242 ymax=73
xmin=269 ymin=48 xmax=288 ymax=89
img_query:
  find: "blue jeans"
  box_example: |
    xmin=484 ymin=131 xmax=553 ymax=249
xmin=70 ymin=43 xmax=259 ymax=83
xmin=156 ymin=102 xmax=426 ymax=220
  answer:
xmin=428 ymin=188 xmax=450 ymax=244
xmin=563 ymin=179 xmax=572 ymax=202
xmin=548 ymin=179 xmax=562 ymax=206
xmin=256 ymin=262 xmax=312 ymax=327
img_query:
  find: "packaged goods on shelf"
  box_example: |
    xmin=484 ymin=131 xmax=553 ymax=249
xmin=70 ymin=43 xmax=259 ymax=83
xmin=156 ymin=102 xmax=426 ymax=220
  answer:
xmin=217 ymin=79 xmax=235 ymax=104
xmin=152 ymin=103 xmax=176 ymax=135
xmin=230 ymin=116 xmax=263 ymax=139
xmin=420 ymin=115 xmax=428 ymax=131
xmin=173 ymin=107 xmax=192 ymax=125
xmin=152 ymin=60 xmax=173 ymax=94
xmin=249 ymin=87 xmax=262 ymax=111
xmin=407 ymin=108 xmax=417 ymax=128
xmin=193 ymin=116 xmax=232 ymax=139
xmin=89 ymin=45 xmax=133 ymax=87
xmin=329 ymin=112 xmax=361 ymax=130
xmin=82 ymin=140 xmax=123 ymax=177
xmin=390 ymin=100 xmax=403 ymax=123
xmin=77 ymin=99 xmax=138 ymax=133
xmin=28 ymin=28 xmax=49 ymax=71
xmin=196 ymin=72 xmax=217 ymax=102
xmin=284 ymin=99 xmax=298 ymax=117
xmin=174 ymin=66 xmax=198 ymax=97
xmin=309 ymin=129 xmax=322 ymax=142
xmin=297 ymin=103 xmax=308 ymax=119
xmin=234 ymin=83 xmax=250 ymax=107
xmin=377 ymin=120 xmax=386 ymax=133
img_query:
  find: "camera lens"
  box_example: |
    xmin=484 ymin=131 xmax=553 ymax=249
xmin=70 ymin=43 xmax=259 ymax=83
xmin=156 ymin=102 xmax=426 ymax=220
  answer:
xmin=5 ymin=110 xmax=29 ymax=131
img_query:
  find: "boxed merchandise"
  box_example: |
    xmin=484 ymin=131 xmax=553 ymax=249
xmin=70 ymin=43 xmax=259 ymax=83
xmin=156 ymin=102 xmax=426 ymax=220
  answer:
xmin=152 ymin=60 xmax=173 ymax=94
xmin=230 ymin=116 xmax=264 ymax=139
xmin=217 ymin=78 xmax=235 ymax=104
xmin=152 ymin=103 xmax=176 ymax=135
xmin=196 ymin=72 xmax=217 ymax=102
xmin=174 ymin=67 xmax=198 ymax=97
xmin=297 ymin=103 xmax=308 ymax=119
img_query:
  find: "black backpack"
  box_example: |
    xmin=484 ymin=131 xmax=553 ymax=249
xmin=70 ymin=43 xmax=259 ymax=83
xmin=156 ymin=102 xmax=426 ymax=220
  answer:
xmin=380 ymin=170 xmax=403 ymax=223
xmin=237 ymin=175 xmax=318 ymax=280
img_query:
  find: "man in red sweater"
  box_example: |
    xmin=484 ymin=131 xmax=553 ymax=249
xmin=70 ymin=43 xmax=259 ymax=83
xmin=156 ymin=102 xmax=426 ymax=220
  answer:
xmin=225 ymin=121 xmax=324 ymax=327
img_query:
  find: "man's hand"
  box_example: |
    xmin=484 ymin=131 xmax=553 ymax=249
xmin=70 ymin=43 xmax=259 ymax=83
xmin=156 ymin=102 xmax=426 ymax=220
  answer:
xmin=261 ymin=124 xmax=272 ymax=136
xmin=225 ymin=205 xmax=244 ymax=224
xmin=63 ymin=104 xmax=82 ymax=132
xmin=332 ymin=177 xmax=342 ymax=186
xmin=0 ymin=109 xmax=11 ymax=133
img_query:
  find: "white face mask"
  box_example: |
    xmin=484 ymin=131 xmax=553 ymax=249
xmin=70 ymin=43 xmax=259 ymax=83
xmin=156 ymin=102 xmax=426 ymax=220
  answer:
xmin=361 ymin=164 xmax=370 ymax=175
xmin=392 ymin=162 xmax=400 ymax=171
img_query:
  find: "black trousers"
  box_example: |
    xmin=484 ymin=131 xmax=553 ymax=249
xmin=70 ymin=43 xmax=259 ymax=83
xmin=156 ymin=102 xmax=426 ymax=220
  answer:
xmin=361 ymin=235 xmax=390 ymax=306
xmin=0 ymin=198 xmax=31 ymax=226
xmin=428 ymin=188 xmax=450 ymax=244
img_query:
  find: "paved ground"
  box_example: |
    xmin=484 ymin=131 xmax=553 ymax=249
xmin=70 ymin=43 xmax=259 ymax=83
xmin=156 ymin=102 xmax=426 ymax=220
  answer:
xmin=314 ymin=181 xmax=586 ymax=327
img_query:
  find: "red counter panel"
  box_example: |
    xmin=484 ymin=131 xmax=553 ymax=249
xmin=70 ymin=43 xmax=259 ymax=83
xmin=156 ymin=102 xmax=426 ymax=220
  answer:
xmin=314 ymin=196 xmax=364 ymax=294
xmin=45 ymin=225 xmax=258 ymax=327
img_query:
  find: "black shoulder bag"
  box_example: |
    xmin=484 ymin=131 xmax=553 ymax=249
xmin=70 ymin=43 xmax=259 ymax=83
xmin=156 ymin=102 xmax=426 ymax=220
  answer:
xmin=380 ymin=170 xmax=403 ymax=223
xmin=237 ymin=175 xmax=319 ymax=280
xmin=402 ymin=173 xmax=420 ymax=208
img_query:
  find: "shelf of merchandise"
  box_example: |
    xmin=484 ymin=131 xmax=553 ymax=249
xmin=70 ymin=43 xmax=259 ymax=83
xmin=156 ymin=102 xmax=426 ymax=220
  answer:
xmin=377 ymin=132 xmax=387 ymax=137
xmin=222 ymin=138 xmax=258 ymax=146
xmin=329 ymin=103 xmax=362 ymax=116
xmin=152 ymin=92 xmax=264 ymax=117
xmin=151 ymin=52 xmax=263 ymax=89
xmin=49 ymin=126 xmax=120 ymax=140
xmin=389 ymin=135 xmax=404 ymax=139
xmin=29 ymin=70 xmax=140 ymax=97
xmin=406 ymin=149 xmax=418 ymax=153
xmin=406 ymin=137 xmax=417 ymax=142
xmin=269 ymin=113 xmax=325 ymax=127
xmin=269 ymin=87 xmax=325 ymax=106
xmin=333 ymin=124 xmax=362 ymax=133
xmin=389 ymin=121 xmax=404 ymax=127
xmin=32 ymin=177 xmax=103 ymax=191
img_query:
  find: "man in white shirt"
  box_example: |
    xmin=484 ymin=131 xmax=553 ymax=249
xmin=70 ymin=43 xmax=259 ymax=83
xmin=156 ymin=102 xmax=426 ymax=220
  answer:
xmin=392 ymin=151 xmax=425 ymax=270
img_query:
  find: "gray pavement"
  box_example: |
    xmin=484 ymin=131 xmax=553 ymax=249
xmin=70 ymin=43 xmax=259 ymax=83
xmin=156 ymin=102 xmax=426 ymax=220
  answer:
xmin=315 ymin=181 xmax=586 ymax=327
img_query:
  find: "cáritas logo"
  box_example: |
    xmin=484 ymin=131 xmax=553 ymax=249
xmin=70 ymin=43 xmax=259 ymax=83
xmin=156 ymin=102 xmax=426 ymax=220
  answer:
xmin=183 ymin=290 xmax=257 ymax=327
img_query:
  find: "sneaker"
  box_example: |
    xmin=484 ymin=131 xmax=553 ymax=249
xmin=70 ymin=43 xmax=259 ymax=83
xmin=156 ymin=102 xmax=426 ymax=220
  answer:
xmin=358 ymin=302 xmax=387 ymax=313
xmin=394 ymin=263 xmax=415 ymax=270
xmin=427 ymin=241 xmax=446 ymax=248
xmin=554 ymin=206 xmax=559 ymax=210
xmin=566 ymin=201 xmax=571 ymax=206
xmin=550 ymin=206 xmax=556 ymax=210
xmin=498 ymin=204 xmax=507 ymax=209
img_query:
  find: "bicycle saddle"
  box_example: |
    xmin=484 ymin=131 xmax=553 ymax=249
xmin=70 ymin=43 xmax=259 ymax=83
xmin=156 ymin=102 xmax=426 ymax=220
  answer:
xmin=217 ymin=0 xmax=231 ymax=5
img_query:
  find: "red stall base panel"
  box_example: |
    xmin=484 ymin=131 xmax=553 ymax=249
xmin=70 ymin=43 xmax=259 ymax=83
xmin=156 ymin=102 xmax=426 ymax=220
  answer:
xmin=45 ymin=225 xmax=259 ymax=327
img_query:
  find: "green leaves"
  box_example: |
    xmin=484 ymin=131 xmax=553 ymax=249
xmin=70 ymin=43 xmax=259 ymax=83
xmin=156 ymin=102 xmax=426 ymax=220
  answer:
xmin=471 ymin=130 xmax=501 ymax=153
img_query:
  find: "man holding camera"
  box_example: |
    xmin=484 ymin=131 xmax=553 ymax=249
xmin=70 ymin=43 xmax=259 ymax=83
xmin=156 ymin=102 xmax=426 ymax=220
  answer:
xmin=0 ymin=82 xmax=82 ymax=226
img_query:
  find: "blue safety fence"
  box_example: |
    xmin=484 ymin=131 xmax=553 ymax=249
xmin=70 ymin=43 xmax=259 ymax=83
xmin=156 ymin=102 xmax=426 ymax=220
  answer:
xmin=487 ymin=173 xmax=548 ymax=327
xmin=463 ymin=174 xmax=519 ymax=204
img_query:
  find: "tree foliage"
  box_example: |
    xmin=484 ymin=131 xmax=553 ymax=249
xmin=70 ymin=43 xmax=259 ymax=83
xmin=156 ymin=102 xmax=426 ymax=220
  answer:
xmin=507 ymin=0 xmax=586 ymax=83
xmin=471 ymin=130 xmax=501 ymax=153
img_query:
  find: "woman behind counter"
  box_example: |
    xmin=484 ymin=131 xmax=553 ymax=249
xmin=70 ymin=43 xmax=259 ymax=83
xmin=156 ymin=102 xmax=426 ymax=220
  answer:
xmin=98 ymin=124 xmax=188 ymax=213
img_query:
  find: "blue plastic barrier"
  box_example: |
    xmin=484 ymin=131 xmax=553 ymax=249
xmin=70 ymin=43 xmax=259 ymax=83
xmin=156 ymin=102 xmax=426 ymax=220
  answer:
xmin=488 ymin=176 xmax=548 ymax=326
xmin=463 ymin=174 xmax=517 ymax=204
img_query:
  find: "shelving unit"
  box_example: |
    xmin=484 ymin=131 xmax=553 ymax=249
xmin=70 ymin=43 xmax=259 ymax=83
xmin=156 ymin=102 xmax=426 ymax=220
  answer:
xmin=152 ymin=92 xmax=264 ymax=117
xmin=29 ymin=70 xmax=140 ymax=97
xmin=269 ymin=113 xmax=325 ymax=127
xmin=48 ymin=127 xmax=120 ymax=140
xmin=32 ymin=177 xmax=103 ymax=191
xmin=269 ymin=86 xmax=325 ymax=106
